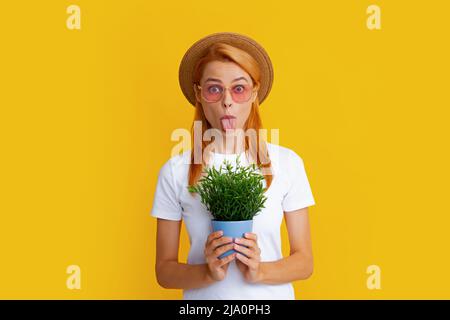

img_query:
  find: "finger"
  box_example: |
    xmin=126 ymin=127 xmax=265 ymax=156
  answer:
xmin=235 ymin=253 xmax=253 ymax=267
xmin=213 ymin=243 xmax=235 ymax=259
xmin=206 ymin=230 xmax=223 ymax=246
xmin=234 ymin=243 xmax=258 ymax=259
xmin=206 ymin=237 xmax=232 ymax=256
xmin=235 ymin=237 xmax=258 ymax=252
xmin=211 ymin=250 xmax=235 ymax=269
xmin=244 ymin=232 xmax=257 ymax=241
xmin=211 ymin=236 xmax=233 ymax=249
xmin=205 ymin=232 xmax=225 ymax=255
xmin=217 ymin=253 xmax=236 ymax=267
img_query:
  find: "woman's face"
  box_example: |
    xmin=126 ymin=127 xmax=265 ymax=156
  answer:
xmin=195 ymin=60 xmax=257 ymax=134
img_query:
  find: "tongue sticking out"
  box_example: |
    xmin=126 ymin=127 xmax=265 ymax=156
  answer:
xmin=220 ymin=118 xmax=236 ymax=131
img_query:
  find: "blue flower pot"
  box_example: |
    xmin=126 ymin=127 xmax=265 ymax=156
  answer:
xmin=211 ymin=219 xmax=253 ymax=259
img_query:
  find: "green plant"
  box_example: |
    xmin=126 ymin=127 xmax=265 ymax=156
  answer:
xmin=188 ymin=155 xmax=267 ymax=221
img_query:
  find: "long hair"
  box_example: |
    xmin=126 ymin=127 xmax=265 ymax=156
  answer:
xmin=188 ymin=42 xmax=273 ymax=191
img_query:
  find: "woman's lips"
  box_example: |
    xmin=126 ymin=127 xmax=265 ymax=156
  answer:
xmin=220 ymin=115 xmax=236 ymax=131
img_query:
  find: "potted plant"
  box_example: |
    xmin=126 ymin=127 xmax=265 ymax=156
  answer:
xmin=188 ymin=155 xmax=267 ymax=259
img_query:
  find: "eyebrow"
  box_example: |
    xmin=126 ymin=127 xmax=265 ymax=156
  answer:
xmin=205 ymin=77 xmax=249 ymax=84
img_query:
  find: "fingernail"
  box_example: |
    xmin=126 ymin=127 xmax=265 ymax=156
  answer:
xmin=235 ymin=238 xmax=240 ymax=243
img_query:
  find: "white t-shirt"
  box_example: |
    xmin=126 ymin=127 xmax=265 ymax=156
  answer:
xmin=150 ymin=142 xmax=316 ymax=300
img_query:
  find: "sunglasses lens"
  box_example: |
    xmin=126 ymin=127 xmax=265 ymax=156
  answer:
xmin=201 ymin=84 xmax=253 ymax=103
xmin=202 ymin=84 xmax=223 ymax=102
xmin=231 ymin=84 xmax=252 ymax=103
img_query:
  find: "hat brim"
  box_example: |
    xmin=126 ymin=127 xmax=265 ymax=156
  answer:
xmin=178 ymin=32 xmax=274 ymax=107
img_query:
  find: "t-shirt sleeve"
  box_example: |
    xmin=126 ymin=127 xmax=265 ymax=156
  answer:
xmin=150 ymin=160 xmax=183 ymax=221
xmin=281 ymin=150 xmax=316 ymax=212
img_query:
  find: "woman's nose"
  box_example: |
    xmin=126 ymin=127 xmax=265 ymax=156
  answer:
xmin=222 ymin=88 xmax=233 ymax=108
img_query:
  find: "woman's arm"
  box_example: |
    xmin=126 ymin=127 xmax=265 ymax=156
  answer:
xmin=257 ymin=207 xmax=314 ymax=285
xmin=155 ymin=218 xmax=216 ymax=290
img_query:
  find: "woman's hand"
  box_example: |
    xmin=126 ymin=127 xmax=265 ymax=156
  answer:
xmin=204 ymin=230 xmax=236 ymax=282
xmin=234 ymin=232 xmax=262 ymax=283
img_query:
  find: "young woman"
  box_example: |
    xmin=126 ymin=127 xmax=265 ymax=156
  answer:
xmin=151 ymin=32 xmax=316 ymax=300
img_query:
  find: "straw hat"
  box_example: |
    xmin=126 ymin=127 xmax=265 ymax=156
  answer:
xmin=178 ymin=32 xmax=274 ymax=107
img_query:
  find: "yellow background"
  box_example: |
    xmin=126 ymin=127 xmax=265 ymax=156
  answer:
xmin=1 ymin=0 xmax=449 ymax=299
